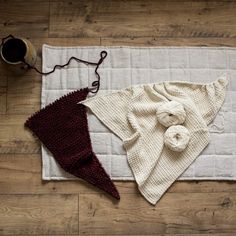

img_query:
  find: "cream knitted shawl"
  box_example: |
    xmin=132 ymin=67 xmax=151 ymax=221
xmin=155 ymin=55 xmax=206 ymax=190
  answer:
xmin=81 ymin=76 xmax=229 ymax=205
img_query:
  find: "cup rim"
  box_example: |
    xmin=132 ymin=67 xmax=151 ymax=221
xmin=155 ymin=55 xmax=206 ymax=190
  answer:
xmin=0 ymin=37 xmax=28 ymax=65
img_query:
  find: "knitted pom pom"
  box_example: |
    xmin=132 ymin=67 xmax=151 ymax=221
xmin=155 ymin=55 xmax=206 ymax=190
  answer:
xmin=164 ymin=125 xmax=190 ymax=152
xmin=156 ymin=101 xmax=186 ymax=127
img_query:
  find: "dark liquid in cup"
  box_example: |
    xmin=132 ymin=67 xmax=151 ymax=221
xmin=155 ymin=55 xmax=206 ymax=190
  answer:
xmin=1 ymin=38 xmax=26 ymax=63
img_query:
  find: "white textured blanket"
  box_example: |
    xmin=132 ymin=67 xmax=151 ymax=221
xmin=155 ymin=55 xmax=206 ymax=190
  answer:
xmin=42 ymin=45 xmax=236 ymax=181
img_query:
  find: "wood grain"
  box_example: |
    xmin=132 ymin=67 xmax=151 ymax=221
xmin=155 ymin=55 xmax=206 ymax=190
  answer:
xmin=49 ymin=1 xmax=236 ymax=38
xmin=0 ymin=115 xmax=40 ymax=154
xmin=0 ymin=0 xmax=49 ymax=38
xmin=0 ymin=76 xmax=7 ymax=114
xmin=0 ymin=154 xmax=136 ymax=195
xmin=0 ymin=60 xmax=8 ymax=76
xmin=7 ymin=75 xmax=41 ymax=114
xmin=79 ymin=193 xmax=236 ymax=235
xmin=101 ymin=37 xmax=236 ymax=47
xmin=4 ymin=37 xmax=101 ymax=115
xmin=0 ymin=0 xmax=236 ymax=235
xmin=1 ymin=154 xmax=236 ymax=196
xmin=0 ymin=194 xmax=78 ymax=235
xmin=0 ymin=234 xmax=234 ymax=236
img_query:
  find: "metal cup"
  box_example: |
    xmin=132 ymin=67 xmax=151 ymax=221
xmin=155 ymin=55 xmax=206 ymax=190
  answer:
xmin=0 ymin=35 xmax=37 ymax=75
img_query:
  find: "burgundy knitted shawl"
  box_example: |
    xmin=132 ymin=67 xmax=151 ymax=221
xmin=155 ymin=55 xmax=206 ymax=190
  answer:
xmin=25 ymin=88 xmax=120 ymax=199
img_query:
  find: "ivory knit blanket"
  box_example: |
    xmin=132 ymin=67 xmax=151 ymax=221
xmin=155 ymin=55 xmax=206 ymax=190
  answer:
xmin=81 ymin=77 xmax=228 ymax=204
xmin=42 ymin=45 xmax=236 ymax=181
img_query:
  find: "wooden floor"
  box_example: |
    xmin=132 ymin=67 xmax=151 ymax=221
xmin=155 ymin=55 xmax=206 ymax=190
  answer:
xmin=0 ymin=0 xmax=236 ymax=235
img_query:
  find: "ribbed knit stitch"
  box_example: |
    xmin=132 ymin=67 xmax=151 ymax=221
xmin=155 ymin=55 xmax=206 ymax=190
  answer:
xmin=81 ymin=76 xmax=228 ymax=204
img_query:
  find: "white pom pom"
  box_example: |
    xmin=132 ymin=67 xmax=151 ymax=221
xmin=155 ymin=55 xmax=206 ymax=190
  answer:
xmin=164 ymin=125 xmax=190 ymax=152
xmin=156 ymin=101 xmax=186 ymax=127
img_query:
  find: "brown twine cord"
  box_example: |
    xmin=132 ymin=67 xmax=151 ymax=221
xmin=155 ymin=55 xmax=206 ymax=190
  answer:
xmin=1 ymin=35 xmax=107 ymax=94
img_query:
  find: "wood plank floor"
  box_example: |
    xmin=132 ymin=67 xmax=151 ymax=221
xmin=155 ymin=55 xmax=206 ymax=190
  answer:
xmin=0 ymin=0 xmax=236 ymax=235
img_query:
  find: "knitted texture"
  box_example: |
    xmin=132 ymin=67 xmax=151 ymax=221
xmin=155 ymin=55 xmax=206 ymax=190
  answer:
xmin=156 ymin=101 xmax=186 ymax=127
xmin=164 ymin=125 xmax=190 ymax=152
xmin=81 ymin=76 xmax=228 ymax=204
xmin=25 ymin=88 xmax=120 ymax=199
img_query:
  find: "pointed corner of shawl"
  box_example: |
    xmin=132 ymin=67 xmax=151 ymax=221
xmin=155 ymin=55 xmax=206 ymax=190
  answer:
xmin=214 ymin=73 xmax=230 ymax=88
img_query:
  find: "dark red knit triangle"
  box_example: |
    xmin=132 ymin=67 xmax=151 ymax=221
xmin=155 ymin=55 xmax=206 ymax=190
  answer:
xmin=25 ymin=88 xmax=120 ymax=200
xmin=70 ymin=152 xmax=120 ymax=199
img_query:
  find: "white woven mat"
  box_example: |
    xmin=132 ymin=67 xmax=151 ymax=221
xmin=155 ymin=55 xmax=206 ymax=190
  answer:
xmin=41 ymin=45 xmax=236 ymax=181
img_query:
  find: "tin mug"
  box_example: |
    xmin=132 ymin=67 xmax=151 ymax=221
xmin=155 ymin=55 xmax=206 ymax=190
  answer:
xmin=0 ymin=35 xmax=37 ymax=74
